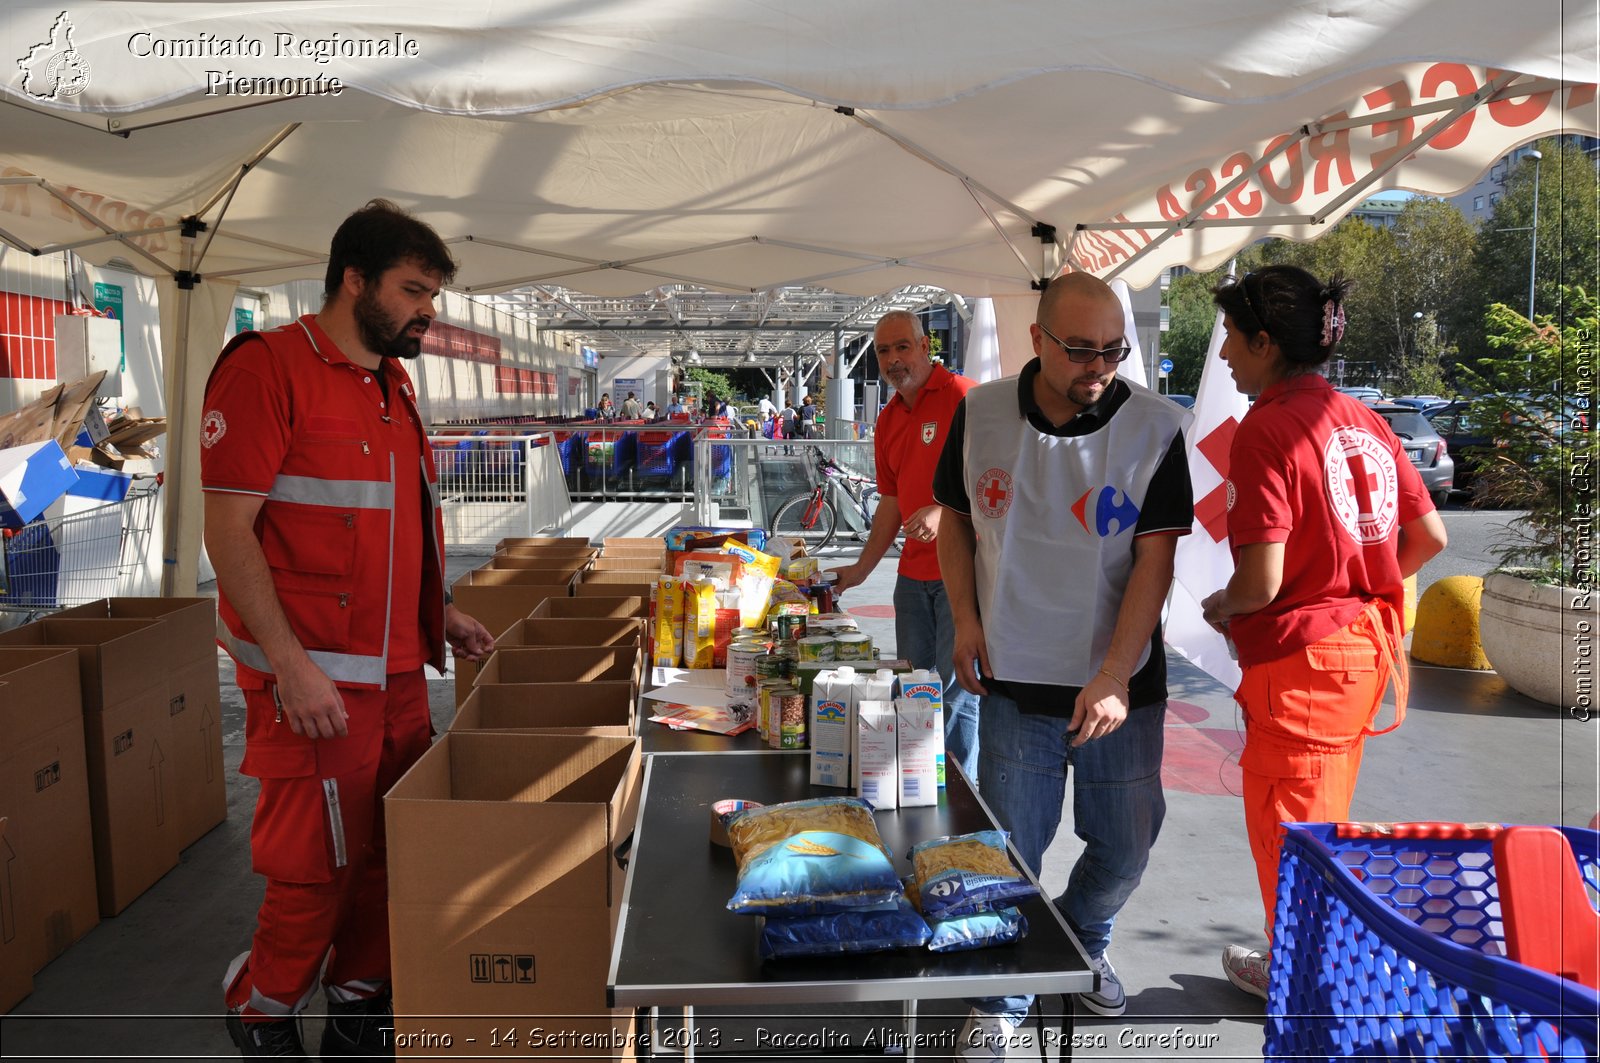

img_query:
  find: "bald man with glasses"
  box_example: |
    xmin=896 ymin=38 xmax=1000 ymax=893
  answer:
xmin=933 ymin=272 xmax=1193 ymax=1054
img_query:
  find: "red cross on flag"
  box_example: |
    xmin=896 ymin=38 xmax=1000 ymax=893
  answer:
xmin=1165 ymin=305 xmax=1249 ymax=690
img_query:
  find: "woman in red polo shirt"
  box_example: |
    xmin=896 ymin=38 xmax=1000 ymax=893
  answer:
xmin=1199 ymin=265 xmax=1448 ymax=1000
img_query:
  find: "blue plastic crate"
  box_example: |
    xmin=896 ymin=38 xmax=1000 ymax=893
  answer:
xmin=1270 ymin=822 xmax=1600 ymax=1062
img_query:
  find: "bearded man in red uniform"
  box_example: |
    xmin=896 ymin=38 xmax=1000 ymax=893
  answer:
xmin=202 ymin=199 xmax=495 ymax=1058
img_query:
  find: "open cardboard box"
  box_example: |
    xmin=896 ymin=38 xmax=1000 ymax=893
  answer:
xmin=473 ymin=646 xmax=640 ymax=695
xmin=53 ymin=598 xmax=225 ymax=848
xmin=495 ymin=536 xmax=591 ymax=550
xmin=0 ymin=619 xmax=178 ymax=915
xmin=0 ymin=648 xmax=98 ymax=975
xmin=454 ymin=617 xmax=643 ymax=706
xmin=528 ymin=596 xmax=648 ymax=620
xmin=449 ymin=571 xmax=573 ymax=646
xmin=449 ymin=683 xmax=634 ymax=736
xmin=385 ymin=733 xmax=642 ymax=1057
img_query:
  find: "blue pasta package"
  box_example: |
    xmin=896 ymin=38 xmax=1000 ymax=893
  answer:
xmin=909 ymin=830 xmax=1039 ymax=921
xmin=927 ymin=906 xmax=1029 ymax=953
xmin=726 ymin=796 xmax=903 ymax=915
xmin=759 ymin=896 xmax=932 ymax=959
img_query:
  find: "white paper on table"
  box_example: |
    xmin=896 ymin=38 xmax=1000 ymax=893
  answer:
xmin=643 ymin=667 xmax=730 ymax=704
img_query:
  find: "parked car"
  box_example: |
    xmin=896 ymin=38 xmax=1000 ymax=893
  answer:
xmin=1166 ymin=393 xmax=1195 ymax=408
xmin=1371 ymin=403 xmax=1453 ymax=506
xmin=1424 ymin=400 xmax=1491 ymax=495
xmin=1391 ymin=395 xmax=1449 ymax=413
xmin=1336 ymin=386 xmax=1385 ymax=404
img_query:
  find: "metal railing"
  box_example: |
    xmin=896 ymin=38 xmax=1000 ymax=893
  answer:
xmin=691 ymin=437 xmax=878 ymax=549
xmin=429 ymin=432 xmax=569 ymax=548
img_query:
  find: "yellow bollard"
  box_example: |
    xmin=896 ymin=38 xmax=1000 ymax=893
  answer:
xmin=1410 ymin=575 xmax=1492 ymax=670
xmin=1403 ymin=574 xmax=1417 ymax=632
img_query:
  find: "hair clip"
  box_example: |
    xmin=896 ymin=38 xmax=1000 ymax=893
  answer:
xmin=1320 ymin=299 xmax=1346 ymax=347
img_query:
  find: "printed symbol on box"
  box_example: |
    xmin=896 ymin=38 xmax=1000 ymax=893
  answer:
xmin=469 ymin=954 xmax=491 ymax=982
xmin=975 ymin=467 xmax=1013 ymax=519
xmin=113 ymin=729 xmax=134 ymax=756
xmin=170 ymin=693 xmax=186 ymax=717
xmin=493 ymin=955 xmax=513 ymax=982
xmin=515 ymin=956 xmax=535 ymax=983
xmin=34 ymin=760 xmax=61 ymax=793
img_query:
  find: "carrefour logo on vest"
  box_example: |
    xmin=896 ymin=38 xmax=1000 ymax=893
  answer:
xmin=1071 ymin=486 xmax=1140 ymax=536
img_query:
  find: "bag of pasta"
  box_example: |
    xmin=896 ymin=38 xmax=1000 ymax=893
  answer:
xmin=758 ymin=896 xmax=931 ymax=959
xmin=908 ymin=830 xmax=1038 ymax=921
xmin=726 ymin=796 xmax=902 ymax=915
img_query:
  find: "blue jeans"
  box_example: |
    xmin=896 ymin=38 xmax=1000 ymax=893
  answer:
xmin=968 ymin=690 xmax=1167 ymax=1017
xmin=892 ymin=575 xmax=980 ymax=782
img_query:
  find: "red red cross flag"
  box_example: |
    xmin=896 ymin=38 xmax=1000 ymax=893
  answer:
xmin=1165 ymin=305 xmax=1249 ymax=690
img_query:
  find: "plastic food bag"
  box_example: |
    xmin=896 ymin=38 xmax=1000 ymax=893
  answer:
xmin=909 ymin=830 xmax=1038 ymax=921
xmin=927 ymin=907 xmax=1029 ymax=953
xmin=726 ymin=796 xmax=902 ymax=915
xmin=759 ymin=896 xmax=932 ymax=959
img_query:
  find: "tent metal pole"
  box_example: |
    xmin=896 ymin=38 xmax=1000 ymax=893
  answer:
xmin=161 ymin=225 xmax=199 ymax=596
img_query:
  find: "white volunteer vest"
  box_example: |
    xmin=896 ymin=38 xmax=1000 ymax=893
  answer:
xmin=963 ymin=378 xmax=1186 ymax=686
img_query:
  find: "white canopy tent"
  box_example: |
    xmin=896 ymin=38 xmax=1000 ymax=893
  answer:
xmin=0 ymin=0 xmax=1594 ymax=592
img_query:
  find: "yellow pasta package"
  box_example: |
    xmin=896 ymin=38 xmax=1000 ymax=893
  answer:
xmin=683 ymin=576 xmax=718 ymax=669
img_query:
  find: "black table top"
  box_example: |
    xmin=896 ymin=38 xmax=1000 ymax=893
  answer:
xmin=606 ymin=752 xmax=1095 ymax=1007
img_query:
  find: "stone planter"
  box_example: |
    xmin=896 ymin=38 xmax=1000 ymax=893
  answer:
xmin=1478 ymin=570 xmax=1587 ymax=710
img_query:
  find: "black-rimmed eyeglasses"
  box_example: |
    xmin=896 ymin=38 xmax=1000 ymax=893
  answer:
xmin=1038 ymin=323 xmax=1132 ymax=364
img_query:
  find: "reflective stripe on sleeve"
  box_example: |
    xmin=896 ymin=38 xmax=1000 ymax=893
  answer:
xmin=267 ymin=475 xmax=394 ymax=510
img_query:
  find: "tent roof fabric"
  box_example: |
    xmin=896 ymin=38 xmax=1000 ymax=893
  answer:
xmin=1 ymin=1 xmax=1595 ymax=296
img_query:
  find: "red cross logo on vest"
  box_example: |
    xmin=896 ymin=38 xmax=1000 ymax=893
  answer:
xmin=1323 ymin=426 xmax=1399 ymax=544
xmin=975 ymin=467 xmax=1013 ymax=518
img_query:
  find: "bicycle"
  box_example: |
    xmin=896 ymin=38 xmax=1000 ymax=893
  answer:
xmin=767 ymin=452 xmax=900 ymax=552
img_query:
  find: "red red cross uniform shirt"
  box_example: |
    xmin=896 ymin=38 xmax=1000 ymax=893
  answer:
xmin=1225 ymin=374 xmax=1433 ymax=666
xmin=874 ymin=364 xmax=974 ymax=580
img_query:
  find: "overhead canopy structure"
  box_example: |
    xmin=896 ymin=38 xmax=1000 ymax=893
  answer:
xmin=0 ymin=0 xmax=1595 ymax=592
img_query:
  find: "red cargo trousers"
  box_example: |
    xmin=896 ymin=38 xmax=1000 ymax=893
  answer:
xmin=1236 ymin=602 xmax=1406 ymax=940
xmin=225 ymin=670 xmax=431 ymax=1017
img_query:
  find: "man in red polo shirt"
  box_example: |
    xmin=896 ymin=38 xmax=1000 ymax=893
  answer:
xmin=831 ymin=310 xmax=979 ymax=778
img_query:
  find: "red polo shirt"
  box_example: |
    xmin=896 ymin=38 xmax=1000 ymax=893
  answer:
xmin=1225 ymin=374 xmax=1432 ymax=665
xmin=876 ymin=363 xmax=974 ymax=580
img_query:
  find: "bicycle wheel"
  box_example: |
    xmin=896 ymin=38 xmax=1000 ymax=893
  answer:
xmin=770 ymin=492 xmax=838 ymax=549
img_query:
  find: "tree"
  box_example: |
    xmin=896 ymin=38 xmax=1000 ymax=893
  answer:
xmin=1375 ymin=199 xmax=1477 ymax=383
xmin=1161 ymin=268 xmax=1227 ymax=395
xmin=679 ymin=364 xmax=736 ymax=403
xmin=1470 ymin=138 xmax=1600 ymax=361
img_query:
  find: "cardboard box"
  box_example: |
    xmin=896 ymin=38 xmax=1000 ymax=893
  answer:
xmin=473 ymin=647 xmax=640 ymax=694
xmin=450 ymin=684 xmax=634 ymax=735
xmin=495 ymin=536 xmax=591 ymax=550
xmin=0 ymin=819 xmax=35 ymax=1014
xmin=601 ymin=538 xmax=665 ymax=549
xmin=454 ymin=618 xmax=644 ymax=707
xmin=386 ymin=733 xmax=642 ymax=1057
xmin=495 ymin=544 xmax=598 ymax=559
xmin=528 ymin=596 xmax=648 ymax=620
xmin=0 ymin=441 xmax=79 ymax=529
xmin=54 ymin=598 xmax=226 ymax=848
xmin=449 ymin=572 xmax=574 ymax=646
xmin=0 ymin=619 xmax=179 ymax=915
xmin=589 ymin=557 xmax=663 ymax=574
xmin=485 ymin=556 xmax=587 ymax=577
xmin=0 ymin=648 xmax=98 ymax=973
xmin=0 ymin=371 xmax=106 ymax=455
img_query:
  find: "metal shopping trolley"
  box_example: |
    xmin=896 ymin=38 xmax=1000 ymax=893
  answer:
xmin=0 ymin=474 xmax=162 ymax=619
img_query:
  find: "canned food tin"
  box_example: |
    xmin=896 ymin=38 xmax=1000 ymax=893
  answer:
xmin=833 ymin=632 xmax=873 ymax=661
xmin=754 ymin=653 xmax=785 ymax=680
xmin=795 ymin=635 xmax=836 ymax=663
xmin=810 ymin=617 xmax=860 ymax=634
xmin=777 ymin=689 xmax=808 ymax=749
xmin=725 ymin=640 xmax=767 ymax=696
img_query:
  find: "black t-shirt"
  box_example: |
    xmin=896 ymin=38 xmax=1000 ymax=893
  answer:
xmin=932 ymin=360 xmax=1194 ymax=717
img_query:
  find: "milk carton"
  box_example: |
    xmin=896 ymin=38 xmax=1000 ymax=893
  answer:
xmin=856 ymin=700 xmax=898 ymax=811
xmin=899 ymin=669 xmax=946 ymax=787
xmin=809 ymin=666 xmax=857 ymax=787
xmin=851 ymin=669 xmax=897 ymax=790
xmin=895 ymin=695 xmax=941 ymax=807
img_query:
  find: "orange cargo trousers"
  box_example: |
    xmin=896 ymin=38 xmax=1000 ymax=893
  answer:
xmin=1236 ymin=601 xmax=1405 ymax=940
xmin=224 ymin=669 xmax=431 ymax=1018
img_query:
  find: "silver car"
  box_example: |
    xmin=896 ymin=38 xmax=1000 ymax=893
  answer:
xmin=1372 ymin=403 xmax=1453 ymax=507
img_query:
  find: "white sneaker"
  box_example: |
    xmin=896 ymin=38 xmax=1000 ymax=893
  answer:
xmin=1079 ymin=952 xmax=1127 ymax=1016
xmin=1222 ymin=944 xmax=1270 ymax=1000
xmin=958 ymin=1009 xmax=1020 ymax=1061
